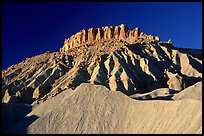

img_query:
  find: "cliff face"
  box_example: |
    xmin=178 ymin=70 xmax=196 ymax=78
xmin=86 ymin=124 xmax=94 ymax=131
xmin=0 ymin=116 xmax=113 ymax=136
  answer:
xmin=60 ymin=24 xmax=159 ymax=53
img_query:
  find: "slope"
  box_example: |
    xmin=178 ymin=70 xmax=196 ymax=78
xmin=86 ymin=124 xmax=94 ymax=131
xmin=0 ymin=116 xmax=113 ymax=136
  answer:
xmin=9 ymin=83 xmax=202 ymax=134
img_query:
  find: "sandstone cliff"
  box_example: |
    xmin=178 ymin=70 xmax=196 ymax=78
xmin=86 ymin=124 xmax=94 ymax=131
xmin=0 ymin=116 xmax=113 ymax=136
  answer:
xmin=60 ymin=24 xmax=159 ymax=53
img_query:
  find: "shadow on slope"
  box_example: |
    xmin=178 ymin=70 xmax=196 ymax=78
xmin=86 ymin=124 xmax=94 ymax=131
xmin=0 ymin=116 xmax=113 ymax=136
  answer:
xmin=2 ymin=103 xmax=34 ymax=133
xmin=187 ymin=54 xmax=202 ymax=73
xmin=130 ymin=89 xmax=179 ymax=101
xmin=7 ymin=115 xmax=39 ymax=134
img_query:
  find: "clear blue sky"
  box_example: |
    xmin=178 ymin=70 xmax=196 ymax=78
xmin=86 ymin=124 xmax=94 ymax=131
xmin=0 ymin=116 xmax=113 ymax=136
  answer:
xmin=2 ymin=2 xmax=202 ymax=70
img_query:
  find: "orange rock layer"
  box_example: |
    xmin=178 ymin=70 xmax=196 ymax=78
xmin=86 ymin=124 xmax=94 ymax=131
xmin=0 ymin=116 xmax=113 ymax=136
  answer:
xmin=60 ymin=24 xmax=159 ymax=53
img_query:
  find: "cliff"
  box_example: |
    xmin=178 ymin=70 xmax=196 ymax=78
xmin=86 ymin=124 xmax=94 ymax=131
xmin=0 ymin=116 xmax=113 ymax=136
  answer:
xmin=60 ymin=24 xmax=160 ymax=53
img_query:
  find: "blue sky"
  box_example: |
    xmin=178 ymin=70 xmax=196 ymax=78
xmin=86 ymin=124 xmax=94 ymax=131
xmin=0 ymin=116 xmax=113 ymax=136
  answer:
xmin=2 ymin=2 xmax=202 ymax=70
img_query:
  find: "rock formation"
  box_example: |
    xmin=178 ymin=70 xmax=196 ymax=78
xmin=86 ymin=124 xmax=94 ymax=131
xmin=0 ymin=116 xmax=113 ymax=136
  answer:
xmin=60 ymin=24 xmax=159 ymax=52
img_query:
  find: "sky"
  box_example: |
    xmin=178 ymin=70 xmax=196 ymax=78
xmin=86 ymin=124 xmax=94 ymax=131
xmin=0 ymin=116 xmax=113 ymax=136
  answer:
xmin=2 ymin=2 xmax=202 ymax=70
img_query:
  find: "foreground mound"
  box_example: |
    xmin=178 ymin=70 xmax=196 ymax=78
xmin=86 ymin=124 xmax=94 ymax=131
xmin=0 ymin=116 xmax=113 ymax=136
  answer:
xmin=10 ymin=83 xmax=201 ymax=134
